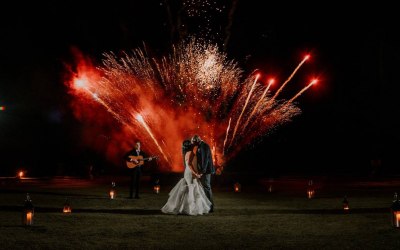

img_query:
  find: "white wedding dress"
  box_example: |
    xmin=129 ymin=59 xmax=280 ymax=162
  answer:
xmin=161 ymin=151 xmax=211 ymax=215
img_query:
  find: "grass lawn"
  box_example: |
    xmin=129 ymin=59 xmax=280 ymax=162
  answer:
xmin=1 ymin=175 xmax=400 ymax=249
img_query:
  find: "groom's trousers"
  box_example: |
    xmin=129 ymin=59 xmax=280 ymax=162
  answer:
xmin=201 ymin=174 xmax=214 ymax=209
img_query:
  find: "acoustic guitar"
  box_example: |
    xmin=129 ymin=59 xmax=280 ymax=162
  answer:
xmin=126 ymin=155 xmax=158 ymax=169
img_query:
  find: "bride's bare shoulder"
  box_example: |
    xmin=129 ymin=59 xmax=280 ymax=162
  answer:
xmin=184 ymin=151 xmax=192 ymax=158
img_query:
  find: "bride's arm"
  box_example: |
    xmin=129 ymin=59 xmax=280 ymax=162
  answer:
xmin=186 ymin=152 xmax=201 ymax=178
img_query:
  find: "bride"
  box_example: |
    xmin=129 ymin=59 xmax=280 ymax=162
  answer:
xmin=161 ymin=139 xmax=212 ymax=215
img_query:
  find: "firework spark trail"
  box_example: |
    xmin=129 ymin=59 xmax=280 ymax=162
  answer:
xmin=74 ymin=78 xmax=127 ymax=124
xmin=259 ymin=103 xmax=301 ymax=138
xmin=92 ymin=94 xmax=124 ymax=123
xmin=135 ymin=114 xmax=170 ymax=163
xmin=240 ymin=78 xmax=274 ymax=135
xmin=228 ymin=74 xmax=260 ymax=147
xmin=222 ymin=117 xmax=232 ymax=154
xmin=281 ymin=79 xmax=317 ymax=110
xmin=223 ymin=0 xmax=238 ymax=51
xmin=267 ymin=55 xmax=310 ymax=108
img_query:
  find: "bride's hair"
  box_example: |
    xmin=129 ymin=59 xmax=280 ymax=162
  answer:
xmin=182 ymin=139 xmax=193 ymax=154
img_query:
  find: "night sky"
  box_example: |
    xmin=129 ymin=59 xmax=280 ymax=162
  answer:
xmin=1 ymin=1 xmax=399 ymax=176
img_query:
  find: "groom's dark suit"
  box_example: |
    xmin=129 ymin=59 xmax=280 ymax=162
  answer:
xmin=196 ymin=140 xmax=215 ymax=211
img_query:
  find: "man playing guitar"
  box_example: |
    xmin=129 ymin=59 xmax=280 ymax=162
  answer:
xmin=124 ymin=141 xmax=154 ymax=199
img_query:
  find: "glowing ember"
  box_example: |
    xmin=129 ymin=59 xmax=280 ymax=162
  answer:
xmin=65 ymin=38 xmax=316 ymax=172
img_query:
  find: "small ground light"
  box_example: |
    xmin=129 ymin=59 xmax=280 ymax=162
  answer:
xmin=154 ymin=184 xmax=160 ymax=194
xmin=153 ymin=179 xmax=160 ymax=194
xmin=234 ymin=182 xmax=241 ymax=192
xmin=268 ymin=178 xmax=273 ymax=193
xmin=63 ymin=198 xmax=72 ymax=213
xmin=307 ymin=188 xmax=315 ymax=199
xmin=22 ymin=193 xmax=34 ymax=226
xmin=391 ymin=192 xmax=400 ymax=228
xmin=17 ymin=170 xmax=24 ymax=179
xmin=343 ymin=195 xmax=349 ymax=211
xmin=109 ymin=182 xmax=116 ymax=199
xmin=307 ymin=180 xmax=314 ymax=199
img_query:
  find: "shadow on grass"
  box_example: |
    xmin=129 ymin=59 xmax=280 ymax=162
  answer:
xmin=0 ymin=225 xmax=48 ymax=232
xmin=199 ymin=207 xmax=391 ymax=215
xmin=0 ymin=189 xmax=102 ymax=198
xmin=0 ymin=206 xmax=163 ymax=215
xmin=0 ymin=205 xmax=389 ymax=215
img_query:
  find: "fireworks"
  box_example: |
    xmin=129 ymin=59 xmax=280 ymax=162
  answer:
xmin=65 ymin=38 xmax=315 ymax=172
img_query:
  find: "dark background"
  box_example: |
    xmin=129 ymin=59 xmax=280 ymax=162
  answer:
xmin=1 ymin=1 xmax=399 ymax=177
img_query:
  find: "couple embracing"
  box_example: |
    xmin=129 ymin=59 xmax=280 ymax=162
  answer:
xmin=161 ymin=135 xmax=215 ymax=215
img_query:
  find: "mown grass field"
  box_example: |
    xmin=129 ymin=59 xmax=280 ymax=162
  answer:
xmin=1 ymin=175 xmax=400 ymax=249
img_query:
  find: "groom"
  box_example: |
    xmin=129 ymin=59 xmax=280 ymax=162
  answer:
xmin=191 ymin=135 xmax=215 ymax=212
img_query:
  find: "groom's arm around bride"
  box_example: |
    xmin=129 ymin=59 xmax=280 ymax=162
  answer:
xmin=191 ymin=135 xmax=215 ymax=212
